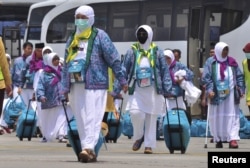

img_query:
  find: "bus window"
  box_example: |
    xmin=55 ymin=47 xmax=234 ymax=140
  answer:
xmin=221 ymin=9 xmax=242 ymax=35
xmin=46 ymin=8 xmax=75 ymax=43
xmin=209 ymin=12 xmax=221 ymax=42
xmin=92 ymin=3 xmax=108 ymax=31
xmin=27 ymin=6 xmax=55 ymax=40
xmin=143 ymin=0 xmax=172 ymax=41
xmin=171 ymin=2 xmax=189 ymax=40
xmin=109 ymin=2 xmax=140 ymax=42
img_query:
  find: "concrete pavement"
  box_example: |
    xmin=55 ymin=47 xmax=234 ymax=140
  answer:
xmin=1 ymin=133 xmax=250 ymax=168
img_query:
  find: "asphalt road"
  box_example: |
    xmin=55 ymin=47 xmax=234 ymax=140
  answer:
xmin=1 ymin=133 xmax=250 ymax=168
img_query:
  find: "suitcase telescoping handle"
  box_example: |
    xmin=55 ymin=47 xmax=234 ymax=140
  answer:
xmin=61 ymin=99 xmax=81 ymax=161
xmin=109 ymin=97 xmax=123 ymax=142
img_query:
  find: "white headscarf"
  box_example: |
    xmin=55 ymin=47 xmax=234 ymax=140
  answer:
xmin=6 ymin=53 xmax=11 ymax=65
xmin=135 ymin=25 xmax=153 ymax=50
xmin=75 ymin=5 xmax=95 ymax=33
xmin=164 ymin=49 xmax=175 ymax=65
xmin=44 ymin=52 xmax=59 ymax=70
xmin=214 ymin=42 xmax=228 ymax=62
xmin=42 ymin=46 xmax=53 ymax=65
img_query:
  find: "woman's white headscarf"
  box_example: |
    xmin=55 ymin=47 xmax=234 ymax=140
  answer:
xmin=75 ymin=5 xmax=95 ymax=33
xmin=135 ymin=25 xmax=153 ymax=50
xmin=44 ymin=52 xmax=59 ymax=70
xmin=214 ymin=42 xmax=228 ymax=62
xmin=164 ymin=49 xmax=175 ymax=65
xmin=42 ymin=46 xmax=53 ymax=65
xmin=6 ymin=53 xmax=11 ymax=65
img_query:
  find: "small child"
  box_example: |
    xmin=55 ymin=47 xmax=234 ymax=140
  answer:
xmin=36 ymin=52 xmax=68 ymax=143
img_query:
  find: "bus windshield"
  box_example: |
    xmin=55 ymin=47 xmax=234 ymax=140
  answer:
xmin=26 ymin=5 xmax=55 ymax=40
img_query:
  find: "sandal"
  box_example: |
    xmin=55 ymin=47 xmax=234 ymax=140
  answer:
xmin=79 ymin=150 xmax=90 ymax=163
xmin=2 ymin=126 xmax=11 ymax=134
xmin=132 ymin=136 xmax=144 ymax=151
xmin=144 ymin=147 xmax=153 ymax=154
xmin=0 ymin=127 xmax=4 ymax=135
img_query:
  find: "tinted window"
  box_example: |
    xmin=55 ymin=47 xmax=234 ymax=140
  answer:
xmin=46 ymin=8 xmax=75 ymax=43
xmin=143 ymin=0 xmax=172 ymax=41
xmin=108 ymin=2 xmax=140 ymax=42
xmin=27 ymin=6 xmax=55 ymax=40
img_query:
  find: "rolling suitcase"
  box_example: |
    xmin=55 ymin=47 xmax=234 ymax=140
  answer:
xmin=105 ymin=98 xmax=123 ymax=143
xmin=16 ymin=99 xmax=37 ymax=141
xmin=163 ymin=97 xmax=190 ymax=154
xmin=62 ymin=100 xmax=103 ymax=162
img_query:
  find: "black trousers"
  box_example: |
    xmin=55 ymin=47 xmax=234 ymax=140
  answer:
xmin=0 ymin=88 xmax=5 ymax=117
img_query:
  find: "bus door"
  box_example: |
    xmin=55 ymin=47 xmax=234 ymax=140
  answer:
xmin=2 ymin=27 xmax=22 ymax=58
xmin=188 ymin=5 xmax=222 ymax=116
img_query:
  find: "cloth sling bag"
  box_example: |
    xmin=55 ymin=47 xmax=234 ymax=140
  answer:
xmin=128 ymin=43 xmax=158 ymax=94
xmin=212 ymin=62 xmax=230 ymax=101
xmin=68 ymin=27 xmax=98 ymax=83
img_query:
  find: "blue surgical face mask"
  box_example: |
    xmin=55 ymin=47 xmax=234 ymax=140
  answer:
xmin=245 ymin=53 xmax=250 ymax=59
xmin=75 ymin=19 xmax=89 ymax=31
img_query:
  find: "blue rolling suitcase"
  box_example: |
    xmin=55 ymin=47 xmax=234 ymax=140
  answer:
xmin=62 ymin=100 xmax=103 ymax=162
xmin=163 ymin=98 xmax=190 ymax=154
xmin=105 ymin=98 xmax=123 ymax=143
xmin=16 ymin=99 xmax=37 ymax=141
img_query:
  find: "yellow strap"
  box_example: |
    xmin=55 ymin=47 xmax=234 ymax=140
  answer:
xmin=66 ymin=28 xmax=92 ymax=63
xmin=0 ymin=67 xmax=4 ymax=80
xmin=133 ymin=43 xmax=156 ymax=67
xmin=108 ymin=68 xmax=114 ymax=92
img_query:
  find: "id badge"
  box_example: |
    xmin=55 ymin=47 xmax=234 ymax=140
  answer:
xmin=218 ymin=89 xmax=229 ymax=98
xmin=139 ymin=78 xmax=151 ymax=87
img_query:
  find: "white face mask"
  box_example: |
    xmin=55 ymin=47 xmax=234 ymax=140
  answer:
xmin=75 ymin=19 xmax=89 ymax=32
xmin=43 ymin=53 xmax=49 ymax=65
xmin=245 ymin=53 xmax=250 ymax=59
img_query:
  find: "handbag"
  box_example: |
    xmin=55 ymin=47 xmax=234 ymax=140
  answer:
xmin=136 ymin=67 xmax=153 ymax=87
xmin=68 ymin=59 xmax=86 ymax=83
xmin=3 ymin=95 xmax=26 ymax=125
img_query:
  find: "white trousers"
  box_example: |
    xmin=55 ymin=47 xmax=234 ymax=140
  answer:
xmin=69 ymin=84 xmax=107 ymax=151
xmin=130 ymin=109 xmax=157 ymax=148
xmin=40 ymin=106 xmax=67 ymax=141
xmin=209 ymin=90 xmax=240 ymax=142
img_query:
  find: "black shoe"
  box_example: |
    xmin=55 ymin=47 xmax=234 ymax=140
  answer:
xmin=216 ymin=141 xmax=223 ymax=148
xmin=66 ymin=142 xmax=72 ymax=147
xmin=132 ymin=136 xmax=144 ymax=151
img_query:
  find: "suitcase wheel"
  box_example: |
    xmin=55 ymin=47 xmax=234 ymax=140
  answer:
xmin=128 ymin=136 xmax=132 ymax=139
xmin=170 ymin=149 xmax=174 ymax=154
xmin=28 ymin=137 xmax=31 ymax=141
xmin=19 ymin=137 xmax=23 ymax=141
xmin=181 ymin=149 xmax=186 ymax=154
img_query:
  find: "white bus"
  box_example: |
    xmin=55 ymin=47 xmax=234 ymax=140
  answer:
xmin=24 ymin=0 xmax=250 ymax=116
xmin=0 ymin=0 xmax=46 ymax=57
